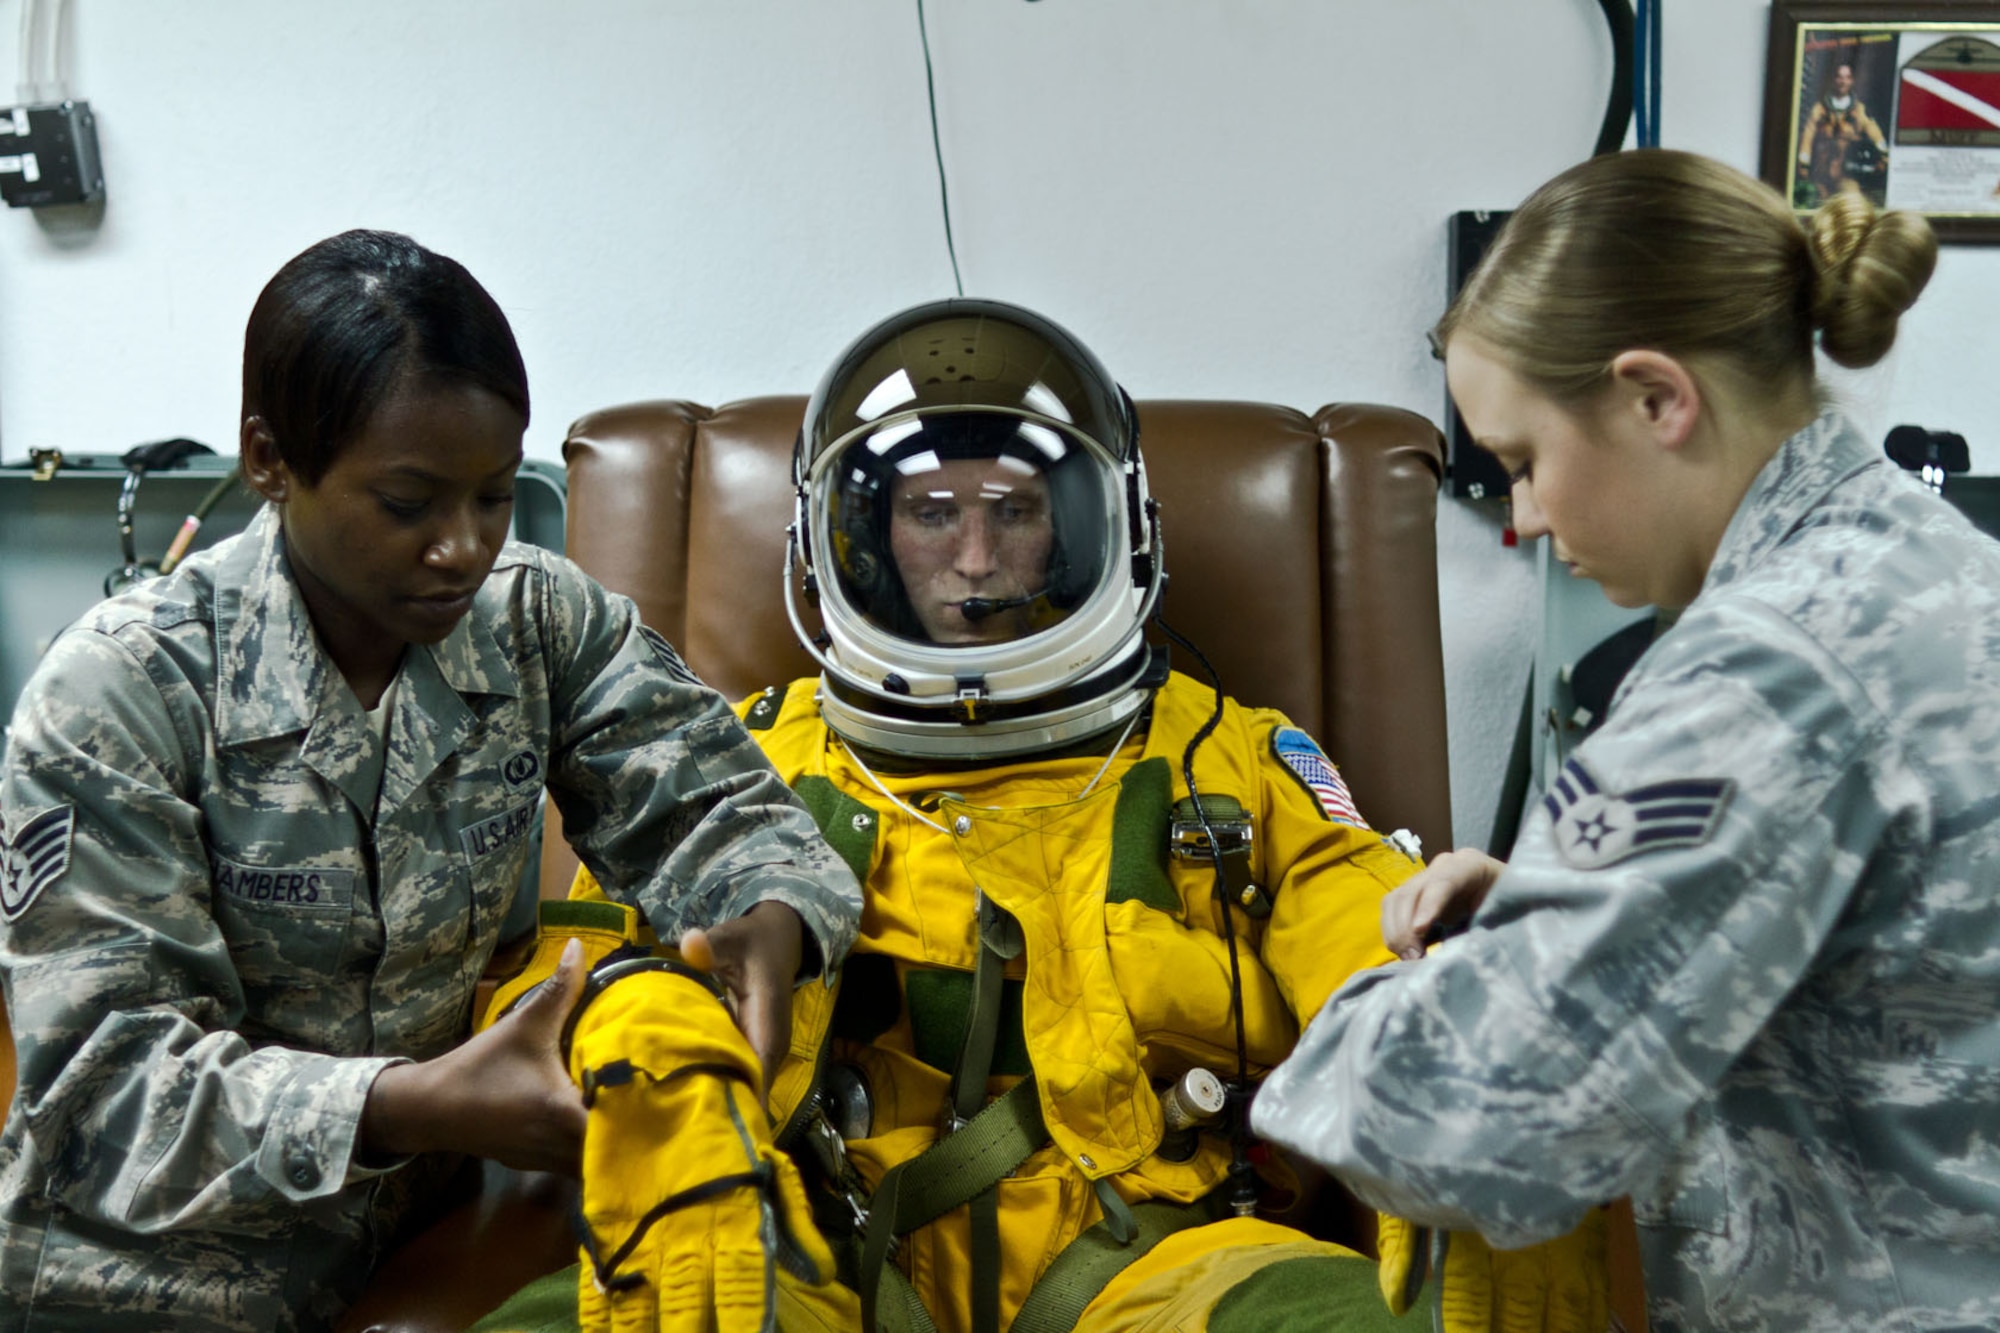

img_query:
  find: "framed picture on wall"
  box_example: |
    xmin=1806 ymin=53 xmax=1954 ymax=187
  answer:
xmin=1763 ymin=0 xmax=2000 ymax=243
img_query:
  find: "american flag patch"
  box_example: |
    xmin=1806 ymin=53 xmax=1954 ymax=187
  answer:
xmin=1543 ymin=757 xmax=1731 ymax=870
xmin=1272 ymin=727 xmax=1368 ymax=828
xmin=1 ymin=804 xmax=75 ymax=923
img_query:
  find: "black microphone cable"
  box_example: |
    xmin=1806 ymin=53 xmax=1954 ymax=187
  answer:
xmin=1152 ymin=614 xmax=1259 ymax=1217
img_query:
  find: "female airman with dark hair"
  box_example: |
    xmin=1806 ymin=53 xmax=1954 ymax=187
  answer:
xmin=0 ymin=229 xmax=859 ymax=1331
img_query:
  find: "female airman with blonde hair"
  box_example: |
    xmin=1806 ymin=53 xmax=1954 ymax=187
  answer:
xmin=1255 ymin=149 xmax=2000 ymax=1328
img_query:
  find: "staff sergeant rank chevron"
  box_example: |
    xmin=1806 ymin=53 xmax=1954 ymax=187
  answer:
xmin=1543 ymin=757 xmax=1732 ymax=871
xmin=0 ymin=804 xmax=75 ymax=923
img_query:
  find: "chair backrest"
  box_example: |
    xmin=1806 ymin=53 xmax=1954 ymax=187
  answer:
xmin=538 ymin=396 xmax=1451 ymax=896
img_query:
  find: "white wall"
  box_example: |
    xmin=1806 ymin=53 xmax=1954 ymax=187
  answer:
xmin=3 ymin=1 xmax=1994 ymax=849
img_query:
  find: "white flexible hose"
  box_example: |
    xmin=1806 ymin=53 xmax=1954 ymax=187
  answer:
xmin=41 ymin=0 xmax=66 ymax=100
xmin=18 ymin=0 xmax=44 ymax=101
xmin=15 ymin=0 xmax=68 ymax=102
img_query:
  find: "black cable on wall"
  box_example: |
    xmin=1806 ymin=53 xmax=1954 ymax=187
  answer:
xmin=1596 ymin=0 xmax=1636 ymax=156
xmin=916 ymin=0 xmax=965 ymax=297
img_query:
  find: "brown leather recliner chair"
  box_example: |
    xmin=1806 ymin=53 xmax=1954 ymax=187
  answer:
xmin=538 ymin=395 xmax=1456 ymax=888
xmin=336 ymin=393 xmax=1455 ymax=1333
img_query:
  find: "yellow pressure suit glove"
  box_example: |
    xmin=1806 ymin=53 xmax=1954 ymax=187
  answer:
xmin=567 ymin=960 xmax=836 ymax=1333
xmin=1376 ymin=1210 xmax=1609 ymax=1333
xmin=482 ymin=898 xmax=644 ymax=1034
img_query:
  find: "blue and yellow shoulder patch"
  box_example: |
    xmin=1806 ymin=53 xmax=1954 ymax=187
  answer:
xmin=1272 ymin=727 xmax=1368 ymax=828
xmin=1543 ymin=756 xmax=1732 ymax=869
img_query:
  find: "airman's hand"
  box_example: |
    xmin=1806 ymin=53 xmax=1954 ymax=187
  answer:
xmin=1380 ymin=848 xmax=1507 ymax=962
xmin=679 ymin=899 xmax=804 ymax=1104
xmin=362 ymin=937 xmax=589 ymax=1174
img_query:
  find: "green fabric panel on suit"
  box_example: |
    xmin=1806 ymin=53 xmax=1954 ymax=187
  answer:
xmin=793 ymin=774 xmax=878 ymax=887
xmin=1106 ymin=755 xmax=1177 ymax=911
xmin=905 ymin=968 xmax=1031 ymax=1077
xmin=536 ymin=898 xmax=631 ymax=934
xmin=464 ymin=1263 xmax=580 ymax=1333
xmin=1207 ymin=1254 xmax=1421 ymax=1332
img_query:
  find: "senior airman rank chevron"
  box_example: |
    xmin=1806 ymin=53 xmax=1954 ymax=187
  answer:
xmin=1 ymin=803 xmax=75 ymax=923
xmin=1273 ymin=727 xmax=1368 ymax=828
xmin=1543 ymin=757 xmax=1731 ymax=870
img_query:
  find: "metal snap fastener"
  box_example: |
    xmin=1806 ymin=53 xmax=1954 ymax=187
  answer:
xmin=851 ymin=812 xmax=872 ymax=831
xmin=954 ymin=815 xmax=971 ymax=836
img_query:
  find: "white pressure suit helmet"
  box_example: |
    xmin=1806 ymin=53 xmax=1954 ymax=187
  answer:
xmin=786 ymin=299 xmax=1164 ymax=760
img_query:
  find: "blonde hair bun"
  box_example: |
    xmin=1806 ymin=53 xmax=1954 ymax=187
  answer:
xmin=1808 ymin=192 xmax=1939 ymax=369
xmin=1436 ymin=150 xmax=1941 ymax=401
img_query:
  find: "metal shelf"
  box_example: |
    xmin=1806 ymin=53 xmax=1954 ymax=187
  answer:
xmin=0 ymin=454 xmax=567 ymax=726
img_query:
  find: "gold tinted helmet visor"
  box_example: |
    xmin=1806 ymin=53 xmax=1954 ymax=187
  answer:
xmin=790 ymin=300 xmax=1162 ymax=759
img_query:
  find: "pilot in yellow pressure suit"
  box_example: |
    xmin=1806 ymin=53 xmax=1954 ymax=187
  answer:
xmin=473 ymin=300 xmax=1607 ymax=1333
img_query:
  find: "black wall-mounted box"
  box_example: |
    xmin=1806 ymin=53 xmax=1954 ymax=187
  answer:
xmin=1445 ymin=209 xmax=1512 ymax=500
xmin=0 ymin=101 xmax=104 ymax=209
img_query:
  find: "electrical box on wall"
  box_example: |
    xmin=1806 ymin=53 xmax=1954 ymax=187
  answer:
xmin=1445 ymin=210 xmax=1512 ymax=500
xmin=0 ymin=101 xmax=104 ymax=208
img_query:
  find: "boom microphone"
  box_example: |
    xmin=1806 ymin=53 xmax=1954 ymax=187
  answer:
xmin=959 ymin=590 xmax=1045 ymax=622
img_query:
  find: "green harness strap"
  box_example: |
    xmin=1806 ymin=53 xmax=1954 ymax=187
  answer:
xmin=857 ymin=1076 xmax=1047 ymax=1333
xmin=814 ymin=753 xmax=1241 ymax=1331
xmin=873 ymin=1262 xmax=941 ymax=1333
xmin=956 ymin=896 xmax=1021 ymax=1122
xmin=1009 ymin=1193 xmax=1225 ymax=1333
xmin=959 ymin=894 xmax=1023 ymax=1333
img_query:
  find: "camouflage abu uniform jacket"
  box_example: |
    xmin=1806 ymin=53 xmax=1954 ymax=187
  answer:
xmin=0 ymin=506 xmax=861 ymax=1332
xmin=1253 ymin=413 xmax=2000 ymax=1331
